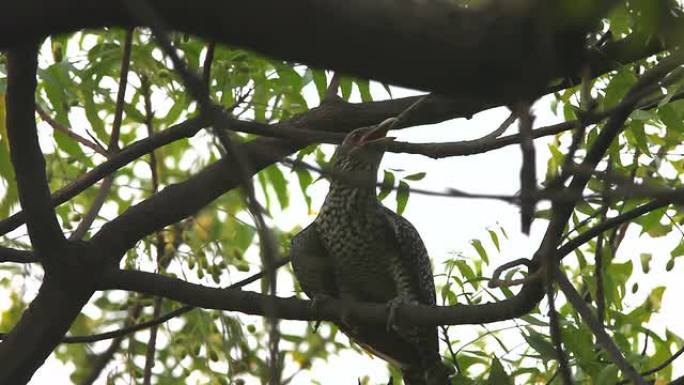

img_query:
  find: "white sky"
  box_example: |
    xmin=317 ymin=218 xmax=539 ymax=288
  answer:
xmin=2 ymin=58 xmax=682 ymax=384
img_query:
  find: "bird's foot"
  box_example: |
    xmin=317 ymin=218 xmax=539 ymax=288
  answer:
xmin=425 ymin=360 xmax=455 ymax=385
xmin=385 ymin=295 xmax=418 ymax=332
xmin=311 ymin=294 xmax=333 ymax=332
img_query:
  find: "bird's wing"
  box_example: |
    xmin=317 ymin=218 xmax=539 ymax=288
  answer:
xmin=291 ymin=223 xmax=424 ymax=371
xmin=290 ymin=222 xmax=338 ymax=299
xmin=381 ymin=206 xmax=437 ymax=306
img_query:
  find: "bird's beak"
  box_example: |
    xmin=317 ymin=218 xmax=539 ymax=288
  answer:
xmin=361 ymin=118 xmax=397 ymax=145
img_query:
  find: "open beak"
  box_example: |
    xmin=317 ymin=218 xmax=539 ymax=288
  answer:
xmin=361 ymin=118 xmax=397 ymax=145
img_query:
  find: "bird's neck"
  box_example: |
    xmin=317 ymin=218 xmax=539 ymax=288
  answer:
xmin=323 ymin=182 xmax=378 ymax=214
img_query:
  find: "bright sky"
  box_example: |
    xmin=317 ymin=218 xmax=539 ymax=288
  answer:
xmin=4 ymin=62 xmax=683 ymax=383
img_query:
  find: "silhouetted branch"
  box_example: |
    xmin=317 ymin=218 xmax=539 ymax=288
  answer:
xmin=99 ymin=267 xmax=545 ymax=327
xmin=5 ymin=43 xmax=67 ymax=256
xmin=556 ymin=200 xmax=669 ymax=261
xmin=35 ymin=105 xmax=107 ymax=156
xmin=0 ymin=246 xmax=37 ymax=263
xmin=554 ymin=267 xmax=647 ymax=385
xmin=516 ymin=102 xmax=536 ymax=234
xmin=108 ymin=28 xmax=133 ymax=151
xmin=546 ymin=282 xmax=572 ymax=385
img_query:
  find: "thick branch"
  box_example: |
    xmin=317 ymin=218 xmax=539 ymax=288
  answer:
xmin=5 ymin=43 xmax=67 ymax=256
xmin=0 ymin=0 xmax=642 ymax=99
xmin=0 ymin=246 xmax=38 ymax=263
xmin=0 ymin=116 xmax=208 ymax=236
xmin=0 ymin=94 xmax=471 ymax=237
xmin=0 ymin=274 xmax=93 ymax=384
xmin=99 ymin=268 xmax=543 ymax=327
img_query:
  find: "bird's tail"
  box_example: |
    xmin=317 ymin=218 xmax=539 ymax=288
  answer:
xmin=401 ymin=361 xmax=453 ymax=385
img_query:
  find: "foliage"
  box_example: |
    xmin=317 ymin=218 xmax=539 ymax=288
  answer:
xmin=1 ymin=2 xmax=684 ymax=385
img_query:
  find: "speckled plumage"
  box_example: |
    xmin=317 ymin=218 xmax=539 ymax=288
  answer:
xmin=290 ymin=124 xmax=451 ymax=385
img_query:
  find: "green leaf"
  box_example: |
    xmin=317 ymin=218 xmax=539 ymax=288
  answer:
xmin=265 ymin=165 xmax=289 ymax=209
xmin=355 ymin=78 xmax=372 ymax=102
xmin=671 ymin=241 xmax=684 ymax=258
xmin=295 ymin=168 xmax=313 ymax=212
xmin=486 ymin=358 xmax=512 ymax=385
xmin=452 ymin=260 xmax=476 ymax=283
xmin=340 ymin=77 xmax=352 ymax=100
xmin=488 ymin=230 xmax=500 ymax=252
xmin=640 ymin=253 xmax=652 ymax=274
xmin=471 ymin=239 xmax=489 ymax=264
xmin=53 ymin=129 xmax=85 ymax=160
xmin=603 ymin=69 xmax=637 ymax=108
xmin=377 ymin=170 xmax=395 ymax=201
xmin=659 ymin=103 xmax=684 ymax=133
xmin=520 ymin=315 xmax=548 ymax=327
xmin=396 ymin=180 xmax=409 ymax=215
xmin=403 ymin=172 xmax=426 ymax=181
xmin=311 ymin=70 xmax=328 ymax=101
xmin=638 ymin=207 xmax=666 ymax=235
xmin=594 ymin=364 xmax=618 ymax=385
xmin=523 ymin=330 xmax=556 ymax=362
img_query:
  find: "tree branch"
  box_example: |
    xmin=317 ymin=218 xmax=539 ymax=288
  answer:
xmin=107 ymin=28 xmax=133 ymax=152
xmin=0 ymin=0 xmax=644 ymax=100
xmin=0 ymin=93 xmax=473 ymax=238
xmin=35 ymin=105 xmax=107 ymax=156
xmin=99 ymin=267 xmax=544 ymax=327
xmin=5 ymin=42 xmax=67 ymax=257
xmin=0 ymin=246 xmax=38 ymax=263
xmin=554 ymin=267 xmax=647 ymax=385
xmin=556 ymin=200 xmax=669 ymax=260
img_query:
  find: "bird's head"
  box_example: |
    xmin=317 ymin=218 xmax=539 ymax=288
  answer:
xmin=332 ymin=118 xmax=396 ymax=182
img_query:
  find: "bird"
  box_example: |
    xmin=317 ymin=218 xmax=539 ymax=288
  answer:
xmin=290 ymin=119 xmax=453 ymax=385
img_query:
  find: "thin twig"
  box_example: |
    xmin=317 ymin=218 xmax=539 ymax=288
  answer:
xmin=70 ymin=29 xmax=133 ymax=240
xmin=202 ymin=41 xmax=216 ymax=89
xmin=515 ymin=102 xmax=536 ymax=234
xmin=556 ymin=200 xmax=669 ymax=261
xmin=546 ymin=282 xmax=573 ymax=385
xmin=69 ymin=176 xmax=114 ymax=240
xmin=35 ymin=105 xmax=107 ymax=155
xmin=108 ymin=28 xmax=133 ymax=152
xmin=594 ymin=160 xmax=613 ymax=326
xmin=142 ymin=297 xmax=161 ymax=385
xmin=616 ymin=344 xmax=684 ymax=384
xmin=325 ymin=72 xmax=341 ymax=101
xmin=481 ymin=111 xmax=517 ymax=141
xmin=79 ymin=304 xmax=143 ymax=385
xmin=141 ymin=70 xmax=163 ymax=385
xmin=488 ymin=258 xmax=533 ymax=288
xmin=554 ymin=267 xmax=648 ymax=385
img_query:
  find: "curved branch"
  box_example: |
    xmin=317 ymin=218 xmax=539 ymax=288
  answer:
xmin=617 ymin=343 xmax=684 ymax=385
xmin=99 ymin=266 xmax=544 ymax=327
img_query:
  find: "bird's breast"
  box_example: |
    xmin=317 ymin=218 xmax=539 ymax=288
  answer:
xmin=316 ymin=203 xmax=398 ymax=303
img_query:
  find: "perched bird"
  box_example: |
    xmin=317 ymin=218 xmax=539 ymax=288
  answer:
xmin=290 ymin=119 xmax=452 ymax=385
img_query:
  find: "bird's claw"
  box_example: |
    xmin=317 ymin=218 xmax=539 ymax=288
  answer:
xmin=385 ymin=296 xmax=417 ymax=332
